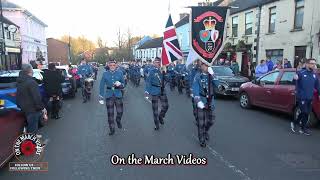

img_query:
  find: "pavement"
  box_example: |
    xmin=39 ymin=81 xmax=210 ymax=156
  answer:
xmin=1 ymin=68 xmax=320 ymax=180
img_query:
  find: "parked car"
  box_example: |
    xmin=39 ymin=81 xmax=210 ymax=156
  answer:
xmin=0 ymin=69 xmax=47 ymax=104
xmin=0 ymin=100 xmax=25 ymax=167
xmin=44 ymin=66 xmax=77 ymax=98
xmin=239 ymin=68 xmax=320 ymax=127
xmin=211 ymin=66 xmax=249 ymax=97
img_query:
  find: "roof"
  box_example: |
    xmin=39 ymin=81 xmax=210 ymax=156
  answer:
xmin=135 ymin=36 xmax=152 ymax=47
xmin=2 ymin=16 xmax=19 ymax=27
xmin=175 ymin=14 xmax=189 ymax=28
xmin=229 ymin=0 xmax=279 ymax=15
xmin=47 ymin=38 xmax=68 ymax=46
xmin=137 ymin=37 xmax=163 ymax=50
xmin=2 ymin=0 xmax=48 ymax=27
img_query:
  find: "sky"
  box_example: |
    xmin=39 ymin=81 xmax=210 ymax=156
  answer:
xmin=9 ymin=0 xmax=206 ymax=46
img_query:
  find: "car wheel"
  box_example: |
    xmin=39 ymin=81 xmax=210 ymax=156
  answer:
xmin=293 ymin=107 xmax=318 ymax=128
xmin=240 ymin=92 xmax=251 ymax=109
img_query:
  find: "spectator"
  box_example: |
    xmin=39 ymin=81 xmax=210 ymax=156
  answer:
xmin=247 ymin=61 xmax=255 ymax=80
xmin=283 ymin=58 xmax=292 ymax=68
xmin=291 ymin=58 xmax=320 ymax=135
xmin=43 ymin=63 xmax=64 ymax=119
xmin=273 ymin=60 xmax=283 ymax=70
xmin=225 ymin=60 xmax=231 ymax=66
xmin=218 ymin=58 xmax=225 ymax=66
xmin=255 ymin=60 xmax=268 ymax=78
xmin=230 ymin=61 xmax=240 ymax=75
xmin=266 ymin=56 xmax=274 ymax=72
xmin=16 ymin=64 xmax=47 ymax=136
xmin=297 ymin=58 xmax=306 ymax=70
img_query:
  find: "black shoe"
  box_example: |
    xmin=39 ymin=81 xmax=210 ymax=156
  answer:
xmin=200 ymin=141 xmax=206 ymax=148
xmin=154 ymin=125 xmax=160 ymax=131
xmin=205 ymin=133 xmax=210 ymax=141
xmin=109 ymin=128 xmax=115 ymax=136
xmin=159 ymin=117 xmax=164 ymax=125
xmin=83 ymin=99 xmax=87 ymax=103
xmin=299 ymin=128 xmax=311 ymax=136
xmin=117 ymin=122 xmax=122 ymax=129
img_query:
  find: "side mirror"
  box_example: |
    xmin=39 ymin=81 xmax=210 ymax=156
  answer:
xmin=259 ymin=81 xmax=265 ymax=86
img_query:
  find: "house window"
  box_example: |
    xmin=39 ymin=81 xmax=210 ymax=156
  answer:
xmin=232 ymin=16 xmax=238 ymax=37
xmin=294 ymin=0 xmax=304 ymax=29
xmin=6 ymin=30 xmax=11 ymax=40
xmin=266 ymin=49 xmax=283 ymax=63
xmin=245 ymin=11 xmax=253 ymax=35
xmin=268 ymin=7 xmax=276 ymax=33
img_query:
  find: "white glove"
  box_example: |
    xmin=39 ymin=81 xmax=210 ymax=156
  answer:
xmin=208 ymin=67 xmax=214 ymax=75
xmin=114 ymin=81 xmax=121 ymax=87
xmin=197 ymin=101 xmax=205 ymax=109
xmin=99 ymin=100 xmax=104 ymax=105
xmin=293 ymin=74 xmax=299 ymax=80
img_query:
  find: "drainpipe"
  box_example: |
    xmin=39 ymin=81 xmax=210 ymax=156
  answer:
xmin=255 ymin=3 xmax=262 ymax=64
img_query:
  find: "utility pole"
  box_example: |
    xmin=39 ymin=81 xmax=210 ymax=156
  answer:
xmin=0 ymin=0 xmax=7 ymax=70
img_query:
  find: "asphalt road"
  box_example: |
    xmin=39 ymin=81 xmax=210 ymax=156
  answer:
xmin=1 ymin=68 xmax=320 ymax=180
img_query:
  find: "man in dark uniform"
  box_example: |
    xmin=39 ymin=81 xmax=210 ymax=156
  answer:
xmin=145 ymin=58 xmax=169 ymax=130
xmin=175 ymin=59 xmax=186 ymax=94
xmin=291 ymin=58 xmax=320 ymax=135
xmin=167 ymin=62 xmax=176 ymax=91
xmin=99 ymin=60 xmax=125 ymax=136
xmin=189 ymin=60 xmax=202 ymax=126
xmin=192 ymin=62 xmax=219 ymax=147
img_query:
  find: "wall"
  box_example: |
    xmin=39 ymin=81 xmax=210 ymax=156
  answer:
xmin=258 ymin=0 xmax=320 ymax=63
xmin=176 ymin=23 xmax=190 ymax=58
xmin=47 ymin=39 xmax=68 ymax=65
xmin=3 ymin=10 xmax=48 ymax=64
xmin=226 ymin=7 xmax=259 ymax=62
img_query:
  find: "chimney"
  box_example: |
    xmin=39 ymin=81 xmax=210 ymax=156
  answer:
xmin=179 ymin=13 xmax=188 ymax=20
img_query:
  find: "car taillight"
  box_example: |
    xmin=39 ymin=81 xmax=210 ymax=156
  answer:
xmin=8 ymin=93 xmax=16 ymax=97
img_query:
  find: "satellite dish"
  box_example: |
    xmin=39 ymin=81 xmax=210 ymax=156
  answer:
xmin=8 ymin=25 xmax=17 ymax=33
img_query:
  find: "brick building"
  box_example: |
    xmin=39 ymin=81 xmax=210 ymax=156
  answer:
xmin=47 ymin=38 xmax=70 ymax=65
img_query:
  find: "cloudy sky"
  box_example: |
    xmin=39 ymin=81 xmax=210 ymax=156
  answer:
xmin=9 ymin=0 xmax=205 ymax=46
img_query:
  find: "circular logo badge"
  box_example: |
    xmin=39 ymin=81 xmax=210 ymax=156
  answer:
xmin=13 ymin=134 xmax=45 ymax=162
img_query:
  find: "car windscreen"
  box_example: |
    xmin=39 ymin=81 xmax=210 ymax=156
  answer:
xmin=0 ymin=77 xmax=18 ymax=89
xmin=212 ymin=66 xmax=235 ymax=76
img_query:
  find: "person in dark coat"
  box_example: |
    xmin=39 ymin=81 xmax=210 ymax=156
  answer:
xmin=43 ymin=63 xmax=64 ymax=119
xmin=17 ymin=64 xmax=47 ymax=135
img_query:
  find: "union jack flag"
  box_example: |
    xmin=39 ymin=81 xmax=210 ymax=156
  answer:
xmin=161 ymin=14 xmax=183 ymax=66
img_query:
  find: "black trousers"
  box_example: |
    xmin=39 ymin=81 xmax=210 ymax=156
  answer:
xmin=294 ymin=100 xmax=313 ymax=130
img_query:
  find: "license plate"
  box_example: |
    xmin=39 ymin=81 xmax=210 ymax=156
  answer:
xmin=231 ymin=88 xmax=239 ymax=91
xmin=0 ymin=99 xmax=4 ymax=106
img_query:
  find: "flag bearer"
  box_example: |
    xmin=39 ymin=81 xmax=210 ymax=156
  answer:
xmin=192 ymin=62 xmax=219 ymax=147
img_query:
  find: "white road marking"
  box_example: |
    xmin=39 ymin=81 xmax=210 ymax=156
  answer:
xmin=192 ymin=134 xmax=252 ymax=180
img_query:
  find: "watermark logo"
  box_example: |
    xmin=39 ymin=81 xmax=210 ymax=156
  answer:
xmin=9 ymin=133 xmax=48 ymax=172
